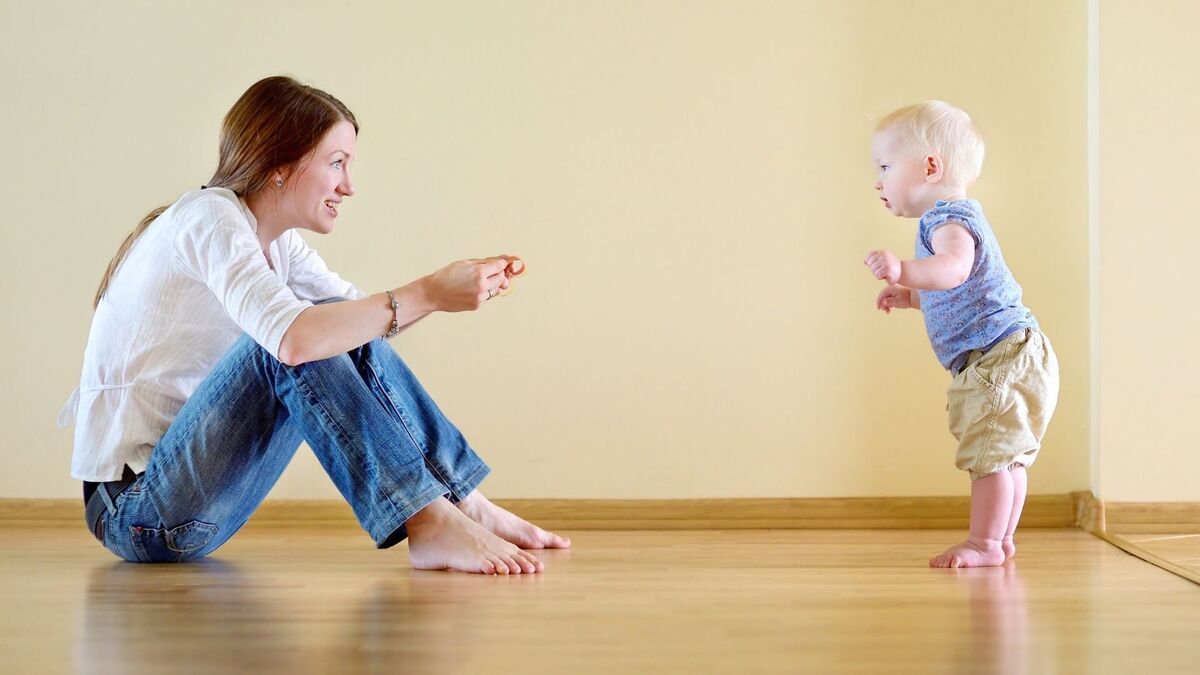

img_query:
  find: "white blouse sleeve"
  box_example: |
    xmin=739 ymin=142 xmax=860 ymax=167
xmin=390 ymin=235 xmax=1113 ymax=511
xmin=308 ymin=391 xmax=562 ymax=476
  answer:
xmin=284 ymin=230 xmax=367 ymax=302
xmin=172 ymin=197 xmax=312 ymax=359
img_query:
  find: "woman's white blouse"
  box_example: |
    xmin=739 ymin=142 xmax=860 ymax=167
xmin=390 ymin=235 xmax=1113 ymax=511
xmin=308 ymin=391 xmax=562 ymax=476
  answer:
xmin=58 ymin=188 xmax=365 ymax=481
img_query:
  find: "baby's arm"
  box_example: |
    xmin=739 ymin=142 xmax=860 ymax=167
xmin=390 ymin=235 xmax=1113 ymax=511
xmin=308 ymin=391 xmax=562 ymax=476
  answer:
xmin=876 ymin=284 xmax=919 ymax=313
xmin=899 ymin=223 xmax=975 ymax=290
xmin=865 ymin=223 xmax=975 ymax=290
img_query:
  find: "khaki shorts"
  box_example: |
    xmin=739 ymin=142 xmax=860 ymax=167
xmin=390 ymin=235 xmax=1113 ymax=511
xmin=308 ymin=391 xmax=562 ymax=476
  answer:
xmin=947 ymin=328 xmax=1059 ymax=480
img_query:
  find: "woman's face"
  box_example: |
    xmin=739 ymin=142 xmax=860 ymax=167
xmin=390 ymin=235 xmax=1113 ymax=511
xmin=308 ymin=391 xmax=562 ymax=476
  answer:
xmin=284 ymin=119 xmax=357 ymax=234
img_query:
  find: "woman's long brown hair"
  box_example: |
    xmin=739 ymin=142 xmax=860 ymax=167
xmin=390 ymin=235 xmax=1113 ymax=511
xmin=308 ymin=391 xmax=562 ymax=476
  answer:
xmin=93 ymin=76 xmax=358 ymax=308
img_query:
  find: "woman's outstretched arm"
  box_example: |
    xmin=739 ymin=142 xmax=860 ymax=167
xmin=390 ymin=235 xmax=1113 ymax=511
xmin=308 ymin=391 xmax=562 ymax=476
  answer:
xmin=277 ymin=256 xmax=519 ymax=366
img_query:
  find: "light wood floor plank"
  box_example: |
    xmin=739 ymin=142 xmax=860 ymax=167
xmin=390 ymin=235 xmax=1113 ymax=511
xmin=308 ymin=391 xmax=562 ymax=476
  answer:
xmin=1106 ymin=530 xmax=1200 ymax=581
xmin=2 ymin=524 xmax=1199 ymax=673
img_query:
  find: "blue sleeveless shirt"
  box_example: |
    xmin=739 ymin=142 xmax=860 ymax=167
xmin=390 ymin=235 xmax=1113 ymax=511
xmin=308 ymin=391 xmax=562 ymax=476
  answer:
xmin=916 ymin=199 xmax=1037 ymax=373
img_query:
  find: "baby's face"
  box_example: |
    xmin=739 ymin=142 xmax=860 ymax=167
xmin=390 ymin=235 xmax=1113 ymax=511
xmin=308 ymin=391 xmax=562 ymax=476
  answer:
xmin=871 ymin=128 xmax=928 ymax=218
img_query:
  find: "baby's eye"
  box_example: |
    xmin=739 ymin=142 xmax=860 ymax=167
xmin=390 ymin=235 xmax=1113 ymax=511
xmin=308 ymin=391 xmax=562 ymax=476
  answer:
xmin=879 ymin=165 xmax=889 ymax=172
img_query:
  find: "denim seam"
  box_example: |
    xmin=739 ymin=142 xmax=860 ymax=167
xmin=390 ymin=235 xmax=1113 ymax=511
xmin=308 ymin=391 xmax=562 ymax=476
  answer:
xmin=290 ymin=363 xmax=405 ymax=518
xmin=170 ymin=347 xmax=260 ymax=445
xmin=361 ymin=358 xmax=459 ymax=498
xmin=453 ymin=463 xmax=491 ymax=503
xmin=373 ymin=481 xmax=449 ymax=548
xmin=144 ymin=346 xmax=260 ymax=512
xmin=385 ymin=481 xmax=449 ymax=526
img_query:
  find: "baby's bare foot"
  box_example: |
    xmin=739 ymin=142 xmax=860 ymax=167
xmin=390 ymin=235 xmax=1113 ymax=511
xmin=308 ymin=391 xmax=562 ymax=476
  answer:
xmin=930 ymin=537 xmax=1007 ymax=568
xmin=1002 ymin=536 xmax=1016 ymax=561
xmin=406 ymin=498 xmax=543 ymax=574
xmin=457 ymin=491 xmax=571 ymax=549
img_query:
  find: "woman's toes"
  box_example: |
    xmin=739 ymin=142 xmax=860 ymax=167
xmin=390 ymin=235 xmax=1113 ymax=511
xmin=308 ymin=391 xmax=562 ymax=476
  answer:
xmin=515 ymin=553 xmax=538 ymax=574
xmin=532 ymin=529 xmax=569 ymax=548
xmin=519 ymin=551 xmax=543 ymax=573
xmin=499 ymin=556 xmax=521 ymax=575
xmin=490 ymin=556 xmax=510 ymax=575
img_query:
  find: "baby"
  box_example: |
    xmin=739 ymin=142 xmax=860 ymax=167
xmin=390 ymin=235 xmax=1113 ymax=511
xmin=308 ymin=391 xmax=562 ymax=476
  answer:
xmin=864 ymin=101 xmax=1060 ymax=568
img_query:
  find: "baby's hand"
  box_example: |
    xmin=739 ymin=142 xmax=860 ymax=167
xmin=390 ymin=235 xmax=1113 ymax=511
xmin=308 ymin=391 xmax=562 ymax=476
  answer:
xmin=875 ymin=285 xmax=911 ymax=314
xmin=864 ymin=249 xmax=901 ymax=285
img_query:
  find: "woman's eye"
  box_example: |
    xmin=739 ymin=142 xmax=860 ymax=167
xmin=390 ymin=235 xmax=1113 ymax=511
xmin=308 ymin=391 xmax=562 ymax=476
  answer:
xmin=333 ymin=160 xmax=343 ymax=169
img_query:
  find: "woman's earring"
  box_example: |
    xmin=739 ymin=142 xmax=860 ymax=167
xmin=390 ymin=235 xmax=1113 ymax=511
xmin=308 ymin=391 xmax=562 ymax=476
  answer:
xmin=275 ymin=177 xmax=284 ymax=188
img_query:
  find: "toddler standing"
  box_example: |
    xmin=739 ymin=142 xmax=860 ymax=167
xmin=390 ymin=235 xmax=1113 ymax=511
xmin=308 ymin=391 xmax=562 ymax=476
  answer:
xmin=864 ymin=101 xmax=1059 ymax=568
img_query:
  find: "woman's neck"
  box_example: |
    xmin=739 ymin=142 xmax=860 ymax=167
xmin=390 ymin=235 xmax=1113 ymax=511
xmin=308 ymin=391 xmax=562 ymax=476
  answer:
xmin=244 ymin=190 xmax=290 ymax=254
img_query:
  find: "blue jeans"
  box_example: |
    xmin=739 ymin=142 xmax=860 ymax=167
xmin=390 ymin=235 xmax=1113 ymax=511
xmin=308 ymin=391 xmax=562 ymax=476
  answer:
xmin=94 ymin=335 xmax=490 ymax=563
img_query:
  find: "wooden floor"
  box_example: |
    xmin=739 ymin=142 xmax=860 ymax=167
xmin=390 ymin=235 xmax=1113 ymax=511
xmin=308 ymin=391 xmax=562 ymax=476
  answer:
xmin=2 ymin=524 xmax=1199 ymax=674
xmin=1110 ymin=532 xmax=1200 ymax=581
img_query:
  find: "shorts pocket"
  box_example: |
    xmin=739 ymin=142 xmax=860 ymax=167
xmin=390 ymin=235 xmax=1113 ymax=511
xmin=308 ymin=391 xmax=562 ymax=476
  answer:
xmin=947 ymin=368 xmax=997 ymax=443
xmin=967 ymin=365 xmax=999 ymax=400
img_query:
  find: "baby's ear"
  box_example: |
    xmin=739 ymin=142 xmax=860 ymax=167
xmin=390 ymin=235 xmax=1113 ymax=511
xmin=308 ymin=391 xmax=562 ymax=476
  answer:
xmin=924 ymin=153 xmax=945 ymax=183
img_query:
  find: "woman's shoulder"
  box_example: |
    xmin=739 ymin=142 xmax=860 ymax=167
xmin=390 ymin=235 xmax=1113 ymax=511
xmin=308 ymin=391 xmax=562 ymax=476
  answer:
xmin=170 ymin=187 xmax=245 ymax=220
xmin=158 ymin=188 xmax=252 ymax=241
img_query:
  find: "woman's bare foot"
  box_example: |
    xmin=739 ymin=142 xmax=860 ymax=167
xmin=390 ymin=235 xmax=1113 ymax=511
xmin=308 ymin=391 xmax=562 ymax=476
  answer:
xmin=405 ymin=497 xmax=544 ymax=574
xmin=930 ymin=537 xmax=1007 ymax=568
xmin=457 ymin=491 xmax=571 ymax=549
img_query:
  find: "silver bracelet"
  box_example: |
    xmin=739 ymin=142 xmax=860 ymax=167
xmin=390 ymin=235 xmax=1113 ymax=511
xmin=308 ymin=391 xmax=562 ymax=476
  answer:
xmin=383 ymin=290 xmax=401 ymax=338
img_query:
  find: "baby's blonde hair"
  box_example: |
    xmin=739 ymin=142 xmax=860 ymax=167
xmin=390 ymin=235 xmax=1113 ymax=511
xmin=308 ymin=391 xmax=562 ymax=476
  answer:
xmin=875 ymin=100 xmax=985 ymax=187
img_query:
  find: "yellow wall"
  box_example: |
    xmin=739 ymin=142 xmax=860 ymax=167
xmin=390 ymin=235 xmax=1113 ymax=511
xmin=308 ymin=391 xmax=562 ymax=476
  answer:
xmin=1097 ymin=0 xmax=1200 ymax=502
xmin=1 ymin=1 xmax=1092 ymax=500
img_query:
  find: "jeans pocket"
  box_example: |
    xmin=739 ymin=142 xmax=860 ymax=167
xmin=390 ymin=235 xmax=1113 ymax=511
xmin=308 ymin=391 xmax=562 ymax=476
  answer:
xmin=131 ymin=520 xmax=218 ymax=563
xmin=112 ymin=479 xmax=144 ymax=513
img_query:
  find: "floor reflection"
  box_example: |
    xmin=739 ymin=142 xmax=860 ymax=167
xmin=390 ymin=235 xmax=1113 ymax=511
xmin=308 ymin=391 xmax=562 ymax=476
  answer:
xmin=948 ymin=562 xmax=1031 ymax=675
xmin=78 ymin=557 xmax=548 ymax=674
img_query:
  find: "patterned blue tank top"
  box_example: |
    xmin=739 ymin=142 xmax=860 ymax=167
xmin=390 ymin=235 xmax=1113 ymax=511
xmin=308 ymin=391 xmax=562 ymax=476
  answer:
xmin=916 ymin=199 xmax=1037 ymax=372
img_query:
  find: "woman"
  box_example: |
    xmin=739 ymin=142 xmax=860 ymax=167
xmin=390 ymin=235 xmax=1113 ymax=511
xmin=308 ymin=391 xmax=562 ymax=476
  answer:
xmin=59 ymin=75 xmax=569 ymax=574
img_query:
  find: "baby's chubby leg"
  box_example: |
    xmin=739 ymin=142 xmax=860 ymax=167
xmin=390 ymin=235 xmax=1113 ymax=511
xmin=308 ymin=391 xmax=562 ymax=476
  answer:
xmin=930 ymin=471 xmax=1013 ymax=568
xmin=1002 ymin=465 xmax=1027 ymax=560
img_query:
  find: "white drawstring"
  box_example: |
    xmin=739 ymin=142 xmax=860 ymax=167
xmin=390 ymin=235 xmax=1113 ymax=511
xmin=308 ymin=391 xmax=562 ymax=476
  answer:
xmin=56 ymin=387 xmax=80 ymax=429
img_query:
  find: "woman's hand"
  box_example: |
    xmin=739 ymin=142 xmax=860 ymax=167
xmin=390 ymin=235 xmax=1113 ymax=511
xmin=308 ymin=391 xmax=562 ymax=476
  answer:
xmin=426 ymin=255 xmax=525 ymax=312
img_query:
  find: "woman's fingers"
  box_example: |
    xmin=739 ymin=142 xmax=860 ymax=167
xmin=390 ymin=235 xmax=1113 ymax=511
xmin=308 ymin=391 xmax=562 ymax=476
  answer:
xmin=433 ymin=256 xmax=523 ymax=309
xmin=481 ymin=257 xmax=510 ymax=276
xmin=479 ymin=273 xmax=503 ymax=301
xmin=482 ymin=255 xmax=523 ymax=297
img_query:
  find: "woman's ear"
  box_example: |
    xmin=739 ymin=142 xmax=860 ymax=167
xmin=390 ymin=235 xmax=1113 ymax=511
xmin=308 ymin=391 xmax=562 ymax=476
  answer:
xmin=924 ymin=153 xmax=945 ymax=184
